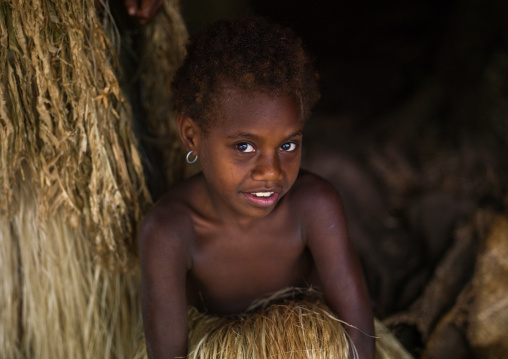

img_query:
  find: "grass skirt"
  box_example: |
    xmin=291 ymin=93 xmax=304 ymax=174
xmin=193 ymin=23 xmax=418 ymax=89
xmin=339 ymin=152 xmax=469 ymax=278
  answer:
xmin=134 ymin=289 xmax=413 ymax=359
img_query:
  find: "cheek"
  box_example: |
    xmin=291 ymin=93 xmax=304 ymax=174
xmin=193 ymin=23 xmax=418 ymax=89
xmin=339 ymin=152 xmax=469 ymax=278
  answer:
xmin=285 ymin=153 xmax=302 ymax=170
xmin=285 ymin=154 xmax=302 ymax=182
xmin=197 ymin=142 xmax=222 ymax=170
xmin=199 ymin=150 xmax=244 ymax=187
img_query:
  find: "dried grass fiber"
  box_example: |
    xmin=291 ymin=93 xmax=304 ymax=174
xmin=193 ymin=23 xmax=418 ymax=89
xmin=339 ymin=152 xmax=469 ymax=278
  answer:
xmin=467 ymin=215 xmax=508 ymax=357
xmin=186 ymin=293 xmax=352 ymax=359
xmin=4 ymin=179 xmax=143 ymax=359
xmin=1 ymin=0 xmax=187 ymax=357
xmin=139 ymin=0 xmax=189 ymax=185
xmin=134 ymin=289 xmax=413 ymax=359
xmin=0 ymin=205 xmax=22 ymax=359
xmin=0 ymin=0 xmax=151 ymax=272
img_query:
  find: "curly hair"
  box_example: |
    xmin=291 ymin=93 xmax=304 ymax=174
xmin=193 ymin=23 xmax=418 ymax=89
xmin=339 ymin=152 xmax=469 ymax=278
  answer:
xmin=172 ymin=16 xmax=320 ymax=130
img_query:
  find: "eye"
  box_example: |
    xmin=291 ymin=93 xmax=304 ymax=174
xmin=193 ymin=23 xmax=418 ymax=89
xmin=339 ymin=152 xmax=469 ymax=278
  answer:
xmin=236 ymin=142 xmax=255 ymax=153
xmin=281 ymin=142 xmax=297 ymax=152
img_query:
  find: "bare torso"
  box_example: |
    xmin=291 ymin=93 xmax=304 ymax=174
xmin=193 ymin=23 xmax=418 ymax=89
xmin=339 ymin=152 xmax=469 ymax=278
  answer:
xmin=139 ymin=170 xmax=374 ymax=359
xmin=181 ymin=172 xmax=318 ymax=313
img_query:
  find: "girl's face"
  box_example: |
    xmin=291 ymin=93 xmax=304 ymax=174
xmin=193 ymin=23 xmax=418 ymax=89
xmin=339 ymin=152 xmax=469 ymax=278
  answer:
xmin=195 ymin=87 xmax=303 ymax=220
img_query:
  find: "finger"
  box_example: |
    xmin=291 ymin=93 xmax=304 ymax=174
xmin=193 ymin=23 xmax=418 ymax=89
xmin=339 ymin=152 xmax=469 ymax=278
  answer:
xmin=124 ymin=0 xmax=138 ymax=16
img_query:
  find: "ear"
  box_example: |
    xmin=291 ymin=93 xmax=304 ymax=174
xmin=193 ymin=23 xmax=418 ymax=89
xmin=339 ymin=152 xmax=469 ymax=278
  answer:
xmin=177 ymin=114 xmax=201 ymax=155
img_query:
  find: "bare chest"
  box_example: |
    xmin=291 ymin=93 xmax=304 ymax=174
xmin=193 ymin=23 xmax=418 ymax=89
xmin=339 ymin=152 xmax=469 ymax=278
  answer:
xmin=187 ymin=224 xmax=314 ymax=314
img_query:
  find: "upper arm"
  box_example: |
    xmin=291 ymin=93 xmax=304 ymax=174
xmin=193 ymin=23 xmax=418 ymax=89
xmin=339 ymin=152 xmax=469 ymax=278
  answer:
xmin=301 ymin=176 xmax=375 ymax=346
xmin=138 ymin=205 xmax=192 ymax=359
xmin=304 ymin=181 xmax=365 ymax=304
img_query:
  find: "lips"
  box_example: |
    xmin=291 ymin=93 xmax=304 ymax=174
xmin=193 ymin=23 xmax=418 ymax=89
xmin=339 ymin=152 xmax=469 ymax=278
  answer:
xmin=241 ymin=191 xmax=280 ymax=207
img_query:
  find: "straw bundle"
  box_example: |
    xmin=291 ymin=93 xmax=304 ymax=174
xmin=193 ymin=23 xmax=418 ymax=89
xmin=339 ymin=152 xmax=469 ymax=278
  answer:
xmin=139 ymin=0 xmax=189 ymax=186
xmin=5 ymin=179 xmax=143 ymax=359
xmin=467 ymin=215 xmax=508 ymax=357
xmin=187 ymin=296 xmax=352 ymax=359
xmin=134 ymin=289 xmax=413 ymax=359
xmin=0 ymin=0 xmax=151 ymax=272
xmin=1 ymin=0 xmax=188 ymax=357
xmin=0 ymin=209 xmax=22 ymax=359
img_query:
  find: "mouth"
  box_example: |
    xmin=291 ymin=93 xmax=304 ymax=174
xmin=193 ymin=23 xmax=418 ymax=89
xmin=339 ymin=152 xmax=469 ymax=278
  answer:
xmin=241 ymin=191 xmax=280 ymax=207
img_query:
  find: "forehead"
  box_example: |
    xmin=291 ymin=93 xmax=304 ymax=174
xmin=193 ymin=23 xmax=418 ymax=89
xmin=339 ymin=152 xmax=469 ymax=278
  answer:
xmin=211 ymin=86 xmax=303 ymax=136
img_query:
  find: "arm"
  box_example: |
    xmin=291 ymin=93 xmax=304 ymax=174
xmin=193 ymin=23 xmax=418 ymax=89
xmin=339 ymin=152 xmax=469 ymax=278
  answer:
xmin=139 ymin=206 xmax=191 ymax=359
xmin=303 ymin=177 xmax=375 ymax=359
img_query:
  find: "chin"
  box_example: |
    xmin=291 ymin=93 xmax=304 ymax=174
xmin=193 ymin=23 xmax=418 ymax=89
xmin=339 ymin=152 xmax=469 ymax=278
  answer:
xmin=245 ymin=203 xmax=280 ymax=218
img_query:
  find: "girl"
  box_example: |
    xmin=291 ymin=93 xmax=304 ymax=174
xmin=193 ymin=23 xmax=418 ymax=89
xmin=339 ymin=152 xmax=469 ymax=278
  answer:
xmin=139 ymin=17 xmax=376 ymax=359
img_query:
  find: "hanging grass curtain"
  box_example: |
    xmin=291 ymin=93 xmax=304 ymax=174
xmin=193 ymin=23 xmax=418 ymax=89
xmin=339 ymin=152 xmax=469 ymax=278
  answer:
xmin=0 ymin=0 xmax=151 ymax=272
xmin=0 ymin=1 xmax=188 ymax=358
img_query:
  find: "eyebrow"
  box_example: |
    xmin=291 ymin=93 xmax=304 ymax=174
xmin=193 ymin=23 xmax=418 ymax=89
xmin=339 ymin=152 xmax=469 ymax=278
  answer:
xmin=226 ymin=130 xmax=303 ymax=141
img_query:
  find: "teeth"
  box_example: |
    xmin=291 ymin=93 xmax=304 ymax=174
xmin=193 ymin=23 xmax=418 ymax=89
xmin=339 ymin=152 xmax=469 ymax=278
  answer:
xmin=251 ymin=192 xmax=274 ymax=198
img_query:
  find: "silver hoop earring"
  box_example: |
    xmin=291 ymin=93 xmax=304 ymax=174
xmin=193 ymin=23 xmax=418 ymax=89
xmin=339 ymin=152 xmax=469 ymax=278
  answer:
xmin=186 ymin=150 xmax=198 ymax=164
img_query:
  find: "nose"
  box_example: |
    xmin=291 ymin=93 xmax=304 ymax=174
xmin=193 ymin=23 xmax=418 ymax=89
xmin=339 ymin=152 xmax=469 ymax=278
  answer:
xmin=251 ymin=151 xmax=281 ymax=182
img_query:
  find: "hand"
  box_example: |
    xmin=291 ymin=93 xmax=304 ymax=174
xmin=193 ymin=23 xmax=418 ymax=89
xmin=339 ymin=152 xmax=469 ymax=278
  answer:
xmin=123 ymin=0 xmax=163 ymax=25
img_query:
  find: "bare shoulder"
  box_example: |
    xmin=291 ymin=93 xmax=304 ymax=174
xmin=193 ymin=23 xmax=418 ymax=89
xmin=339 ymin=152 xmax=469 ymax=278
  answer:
xmin=138 ymin=178 xmax=199 ymax=269
xmin=289 ymin=170 xmax=348 ymax=244
xmin=290 ymin=170 xmax=344 ymax=214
